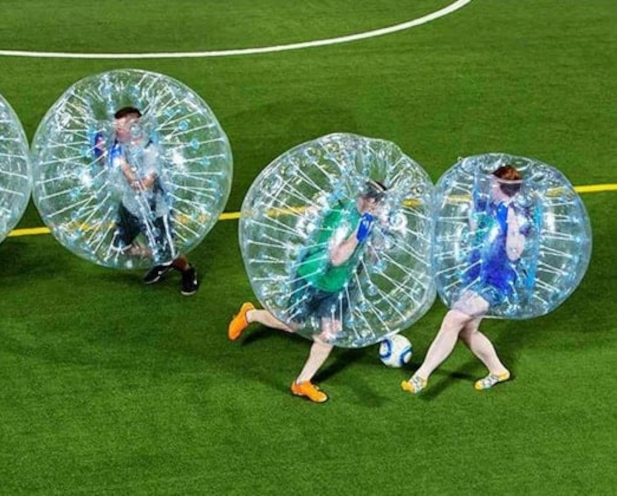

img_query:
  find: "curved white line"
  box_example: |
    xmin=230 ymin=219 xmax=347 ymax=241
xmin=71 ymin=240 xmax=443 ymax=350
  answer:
xmin=0 ymin=0 xmax=472 ymax=60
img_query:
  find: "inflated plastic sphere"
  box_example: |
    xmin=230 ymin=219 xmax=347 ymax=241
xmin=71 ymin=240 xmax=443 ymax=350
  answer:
xmin=434 ymin=153 xmax=591 ymax=319
xmin=0 ymin=94 xmax=31 ymax=244
xmin=31 ymin=69 xmax=232 ymax=268
xmin=240 ymin=133 xmax=436 ymax=348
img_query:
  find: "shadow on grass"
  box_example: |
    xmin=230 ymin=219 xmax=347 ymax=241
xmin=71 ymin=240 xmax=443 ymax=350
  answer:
xmin=233 ymin=325 xmax=387 ymax=405
xmin=0 ymin=237 xmax=72 ymax=280
xmin=413 ymin=314 xmax=568 ymax=401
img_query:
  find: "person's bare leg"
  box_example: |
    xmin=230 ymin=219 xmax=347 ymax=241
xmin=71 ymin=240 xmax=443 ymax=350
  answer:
xmin=290 ymin=339 xmax=333 ymax=402
xmin=412 ymin=309 xmax=471 ymax=381
xmin=402 ymin=292 xmax=489 ymax=394
xmin=247 ymin=309 xmax=293 ymax=333
xmin=460 ymin=318 xmax=509 ymax=376
xmin=295 ymin=340 xmax=334 ymax=384
xmin=459 ymin=318 xmax=510 ymax=390
xmin=228 ymin=305 xmax=293 ymax=340
xmin=289 ymin=318 xmax=337 ymax=403
xmin=296 ymin=316 xmax=340 ymax=383
xmin=171 ymin=254 xmax=189 ymax=271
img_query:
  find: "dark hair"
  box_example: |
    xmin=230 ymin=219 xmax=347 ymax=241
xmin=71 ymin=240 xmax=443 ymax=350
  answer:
xmin=114 ymin=106 xmax=142 ymax=120
xmin=363 ymin=179 xmax=387 ymax=202
xmin=492 ymin=164 xmax=523 ymax=197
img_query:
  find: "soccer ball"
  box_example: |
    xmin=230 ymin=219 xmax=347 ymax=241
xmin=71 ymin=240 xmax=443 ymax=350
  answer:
xmin=379 ymin=335 xmax=413 ymax=368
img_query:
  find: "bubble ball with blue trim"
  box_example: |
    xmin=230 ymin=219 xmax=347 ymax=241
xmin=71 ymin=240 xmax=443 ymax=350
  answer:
xmin=434 ymin=153 xmax=592 ymax=319
xmin=30 ymin=69 xmax=233 ymax=269
xmin=240 ymin=133 xmax=436 ymax=348
xmin=0 ymin=93 xmax=31 ymax=244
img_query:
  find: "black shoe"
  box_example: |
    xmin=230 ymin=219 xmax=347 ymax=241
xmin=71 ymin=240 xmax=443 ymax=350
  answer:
xmin=181 ymin=265 xmax=199 ymax=296
xmin=143 ymin=264 xmax=173 ymax=284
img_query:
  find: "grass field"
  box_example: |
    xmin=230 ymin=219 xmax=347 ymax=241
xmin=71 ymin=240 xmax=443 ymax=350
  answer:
xmin=1 ymin=0 xmax=616 ymax=494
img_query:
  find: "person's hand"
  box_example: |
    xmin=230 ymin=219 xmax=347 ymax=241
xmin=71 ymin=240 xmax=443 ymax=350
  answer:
xmin=110 ymin=142 xmax=123 ymax=162
xmin=356 ymin=213 xmax=375 ymax=242
xmin=93 ymin=132 xmax=106 ymax=160
xmin=130 ymin=180 xmax=144 ymax=191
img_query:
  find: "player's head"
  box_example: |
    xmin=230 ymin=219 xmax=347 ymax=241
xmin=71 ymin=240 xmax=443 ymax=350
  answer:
xmin=114 ymin=106 xmax=142 ymax=143
xmin=359 ymin=179 xmax=387 ymax=213
xmin=491 ymin=164 xmax=523 ymax=198
xmin=362 ymin=179 xmax=387 ymax=201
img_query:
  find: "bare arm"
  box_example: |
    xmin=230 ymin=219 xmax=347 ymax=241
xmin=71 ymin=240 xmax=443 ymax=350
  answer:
xmin=139 ymin=172 xmax=158 ymax=190
xmin=120 ymin=160 xmax=157 ymax=190
xmin=329 ymin=230 xmax=361 ymax=266
xmin=93 ymin=134 xmax=107 ymax=164
xmin=506 ymin=206 xmax=525 ymax=261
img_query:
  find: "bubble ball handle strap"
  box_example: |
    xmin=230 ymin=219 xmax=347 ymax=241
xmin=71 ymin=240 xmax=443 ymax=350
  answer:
xmin=356 ymin=212 xmax=375 ymax=242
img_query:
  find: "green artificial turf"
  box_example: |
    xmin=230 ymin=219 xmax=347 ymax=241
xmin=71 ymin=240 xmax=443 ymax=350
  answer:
xmin=0 ymin=0 xmax=616 ymax=494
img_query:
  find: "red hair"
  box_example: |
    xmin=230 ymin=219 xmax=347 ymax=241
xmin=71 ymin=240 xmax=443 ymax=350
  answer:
xmin=492 ymin=164 xmax=522 ymax=197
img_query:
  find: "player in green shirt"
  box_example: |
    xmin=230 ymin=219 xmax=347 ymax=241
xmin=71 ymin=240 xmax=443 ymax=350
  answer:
xmin=229 ymin=180 xmax=387 ymax=403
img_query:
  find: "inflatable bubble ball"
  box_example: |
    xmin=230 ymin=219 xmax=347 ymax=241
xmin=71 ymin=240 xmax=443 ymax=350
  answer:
xmin=434 ymin=153 xmax=592 ymax=319
xmin=0 ymin=94 xmax=31 ymax=244
xmin=240 ymin=133 xmax=436 ymax=348
xmin=31 ymin=69 xmax=233 ymax=269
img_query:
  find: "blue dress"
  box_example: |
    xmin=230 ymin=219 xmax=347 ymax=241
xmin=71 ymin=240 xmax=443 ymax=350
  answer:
xmin=463 ymin=200 xmax=518 ymax=307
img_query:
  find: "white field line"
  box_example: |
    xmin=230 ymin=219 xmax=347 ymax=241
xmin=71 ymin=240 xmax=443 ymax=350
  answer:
xmin=0 ymin=0 xmax=473 ymax=60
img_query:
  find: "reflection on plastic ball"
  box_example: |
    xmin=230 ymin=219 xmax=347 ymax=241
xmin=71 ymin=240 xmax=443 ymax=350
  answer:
xmin=0 ymin=94 xmax=31 ymax=244
xmin=31 ymin=69 xmax=233 ymax=269
xmin=240 ymin=133 xmax=436 ymax=348
xmin=434 ymin=153 xmax=592 ymax=319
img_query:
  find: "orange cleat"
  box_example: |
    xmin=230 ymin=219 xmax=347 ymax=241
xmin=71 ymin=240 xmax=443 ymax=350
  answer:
xmin=228 ymin=302 xmax=255 ymax=341
xmin=290 ymin=381 xmax=329 ymax=403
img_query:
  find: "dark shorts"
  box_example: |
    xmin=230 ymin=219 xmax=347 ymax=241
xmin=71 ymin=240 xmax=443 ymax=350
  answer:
xmin=287 ymin=280 xmax=350 ymax=325
xmin=112 ymin=203 xmax=176 ymax=264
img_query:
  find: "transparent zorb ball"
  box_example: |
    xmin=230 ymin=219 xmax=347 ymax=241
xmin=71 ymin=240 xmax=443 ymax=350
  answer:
xmin=0 ymin=93 xmax=31 ymax=244
xmin=434 ymin=153 xmax=591 ymax=319
xmin=31 ymin=69 xmax=233 ymax=269
xmin=240 ymin=133 xmax=436 ymax=348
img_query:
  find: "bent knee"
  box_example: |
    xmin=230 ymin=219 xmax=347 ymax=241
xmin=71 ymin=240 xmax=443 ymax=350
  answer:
xmin=444 ymin=309 xmax=475 ymax=329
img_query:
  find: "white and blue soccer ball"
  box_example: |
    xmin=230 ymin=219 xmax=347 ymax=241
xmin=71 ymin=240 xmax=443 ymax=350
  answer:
xmin=379 ymin=335 xmax=413 ymax=368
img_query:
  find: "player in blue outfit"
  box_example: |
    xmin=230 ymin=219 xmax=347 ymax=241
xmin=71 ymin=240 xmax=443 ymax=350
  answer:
xmin=95 ymin=107 xmax=199 ymax=295
xmin=460 ymin=186 xmax=525 ymax=308
xmin=403 ymin=165 xmax=526 ymax=394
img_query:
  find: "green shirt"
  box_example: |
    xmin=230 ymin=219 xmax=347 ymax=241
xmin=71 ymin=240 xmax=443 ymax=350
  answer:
xmin=295 ymin=202 xmax=364 ymax=293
